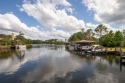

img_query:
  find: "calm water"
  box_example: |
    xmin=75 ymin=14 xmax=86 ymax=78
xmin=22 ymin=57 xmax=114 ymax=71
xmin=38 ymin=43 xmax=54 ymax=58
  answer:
xmin=0 ymin=44 xmax=125 ymax=83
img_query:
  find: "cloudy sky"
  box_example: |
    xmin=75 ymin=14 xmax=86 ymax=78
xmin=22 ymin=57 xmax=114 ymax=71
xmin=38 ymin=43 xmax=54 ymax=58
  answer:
xmin=0 ymin=0 xmax=125 ymax=40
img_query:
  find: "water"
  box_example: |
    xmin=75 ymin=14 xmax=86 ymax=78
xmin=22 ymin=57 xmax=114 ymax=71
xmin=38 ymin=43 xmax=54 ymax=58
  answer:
xmin=0 ymin=44 xmax=125 ymax=83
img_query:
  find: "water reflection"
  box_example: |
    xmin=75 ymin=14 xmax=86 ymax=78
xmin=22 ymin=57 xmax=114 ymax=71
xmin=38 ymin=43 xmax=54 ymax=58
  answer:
xmin=0 ymin=45 xmax=125 ymax=83
xmin=120 ymin=59 xmax=125 ymax=71
xmin=15 ymin=50 xmax=25 ymax=62
xmin=21 ymin=52 xmax=84 ymax=83
xmin=0 ymin=50 xmax=14 ymax=59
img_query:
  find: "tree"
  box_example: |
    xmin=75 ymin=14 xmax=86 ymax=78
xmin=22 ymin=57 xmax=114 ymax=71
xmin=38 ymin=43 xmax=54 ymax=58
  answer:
xmin=100 ymin=30 xmax=114 ymax=47
xmin=68 ymin=33 xmax=79 ymax=42
xmin=100 ymin=30 xmax=123 ymax=47
xmin=95 ymin=24 xmax=107 ymax=37
xmin=3 ymin=35 xmax=11 ymax=46
xmin=86 ymin=29 xmax=95 ymax=40
xmin=95 ymin=24 xmax=107 ymax=44
xmin=121 ymin=36 xmax=125 ymax=47
xmin=114 ymin=31 xmax=123 ymax=46
xmin=15 ymin=31 xmax=27 ymax=45
xmin=81 ymin=28 xmax=84 ymax=33
xmin=68 ymin=29 xmax=96 ymax=42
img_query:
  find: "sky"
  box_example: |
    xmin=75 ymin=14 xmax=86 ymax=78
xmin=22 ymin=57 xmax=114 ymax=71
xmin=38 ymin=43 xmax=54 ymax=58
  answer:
xmin=0 ymin=0 xmax=125 ymax=40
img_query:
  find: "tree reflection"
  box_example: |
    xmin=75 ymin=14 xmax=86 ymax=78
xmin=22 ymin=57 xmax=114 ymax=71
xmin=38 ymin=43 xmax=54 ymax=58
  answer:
xmin=0 ymin=50 xmax=15 ymax=59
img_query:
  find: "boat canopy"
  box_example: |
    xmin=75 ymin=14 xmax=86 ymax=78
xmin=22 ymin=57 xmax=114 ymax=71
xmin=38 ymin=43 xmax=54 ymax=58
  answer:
xmin=75 ymin=40 xmax=96 ymax=45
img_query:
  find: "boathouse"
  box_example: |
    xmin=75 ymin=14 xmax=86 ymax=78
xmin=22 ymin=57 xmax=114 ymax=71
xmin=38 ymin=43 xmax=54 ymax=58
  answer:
xmin=75 ymin=40 xmax=96 ymax=46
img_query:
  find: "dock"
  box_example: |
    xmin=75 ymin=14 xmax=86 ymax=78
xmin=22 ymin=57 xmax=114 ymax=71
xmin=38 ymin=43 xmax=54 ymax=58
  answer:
xmin=120 ymin=52 xmax=125 ymax=58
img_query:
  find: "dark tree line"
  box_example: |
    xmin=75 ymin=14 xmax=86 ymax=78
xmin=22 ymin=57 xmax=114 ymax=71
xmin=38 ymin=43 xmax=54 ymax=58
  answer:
xmin=68 ymin=29 xmax=96 ymax=42
xmin=100 ymin=30 xmax=124 ymax=47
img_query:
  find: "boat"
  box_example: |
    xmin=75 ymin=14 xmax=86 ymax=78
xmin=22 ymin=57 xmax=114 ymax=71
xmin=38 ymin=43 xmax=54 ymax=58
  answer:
xmin=65 ymin=43 xmax=75 ymax=51
xmin=15 ymin=45 xmax=26 ymax=50
xmin=86 ymin=45 xmax=106 ymax=53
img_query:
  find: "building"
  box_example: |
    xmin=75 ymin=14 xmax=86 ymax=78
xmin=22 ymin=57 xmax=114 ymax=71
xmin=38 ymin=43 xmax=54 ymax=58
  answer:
xmin=75 ymin=40 xmax=96 ymax=46
xmin=0 ymin=33 xmax=15 ymax=41
xmin=11 ymin=33 xmax=15 ymax=41
xmin=0 ymin=34 xmax=5 ymax=40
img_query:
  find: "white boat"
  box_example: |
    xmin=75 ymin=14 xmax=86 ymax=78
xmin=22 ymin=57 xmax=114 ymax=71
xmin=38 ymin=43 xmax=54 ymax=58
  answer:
xmin=81 ymin=46 xmax=91 ymax=51
xmin=86 ymin=45 xmax=106 ymax=53
xmin=92 ymin=45 xmax=105 ymax=53
xmin=15 ymin=45 xmax=26 ymax=50
xmin=68 ymin=46 xmax=74 ymax=51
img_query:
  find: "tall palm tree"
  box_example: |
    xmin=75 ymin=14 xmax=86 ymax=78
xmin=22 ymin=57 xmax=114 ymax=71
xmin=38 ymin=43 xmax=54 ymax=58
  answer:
xmin=19 ymin=31 xmax=24 ymax=36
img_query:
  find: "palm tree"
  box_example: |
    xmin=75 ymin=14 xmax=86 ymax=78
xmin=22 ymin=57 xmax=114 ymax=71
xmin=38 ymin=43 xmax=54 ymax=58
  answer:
xmin=16 ymin=31 xmax=24 ymax=45
xmin=19 ymin=31 xmax=24 ymax=36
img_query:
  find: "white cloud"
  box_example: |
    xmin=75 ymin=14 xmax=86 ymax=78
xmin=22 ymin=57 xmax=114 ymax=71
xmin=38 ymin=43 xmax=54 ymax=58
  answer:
xmin=0 ymin=13 xmax=70 ymax=40
xmin=85 ymin=22 xmax=124 ymax=33
xmin=83 ymin=0 xmax=125 ymax=24
xmin=21 ymin=50 xmax=84 ymax=83
xmin=0 ymin=0 xmax=86 ymax=40
xmin=85 ymin=23 xmax=98 ymax=30
xmin=0 ymin=47 xmax=84 ymax=80
xmin=21 ymin=0 xmax=85 ymax=32
xmin=82 ymin=0 xmax=125 ymax=33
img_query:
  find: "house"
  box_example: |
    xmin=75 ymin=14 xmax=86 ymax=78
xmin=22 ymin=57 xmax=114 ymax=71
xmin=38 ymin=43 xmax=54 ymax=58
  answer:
xmin=0 ymin=33 xmax=15 ymax=41
xmin=0 ymin=34 xmax=5 ymax=40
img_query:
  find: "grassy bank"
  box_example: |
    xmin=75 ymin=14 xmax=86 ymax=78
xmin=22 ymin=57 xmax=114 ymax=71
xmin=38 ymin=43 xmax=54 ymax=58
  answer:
xmin=26 ymin=44 xmax=32 ymax=48
xmin=106 ymin=47 xmax=125 ymax=52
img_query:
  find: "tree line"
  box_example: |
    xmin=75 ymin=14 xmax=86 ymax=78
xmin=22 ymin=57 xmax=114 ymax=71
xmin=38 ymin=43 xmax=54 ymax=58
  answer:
xmin=68 ymin=24 xmax=125 ymax=47
xmin=0 ymin=24 xmax=125 ymax=47
xmin=0 ymin=32 xmax=65 ymax=46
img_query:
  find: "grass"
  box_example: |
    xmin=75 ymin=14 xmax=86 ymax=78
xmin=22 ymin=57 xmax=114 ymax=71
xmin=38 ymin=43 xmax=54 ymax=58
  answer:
xmin=105 ymin=47 xmax=125 ymax=52
xmin=122 ymin=47 xmax=125 ymax=52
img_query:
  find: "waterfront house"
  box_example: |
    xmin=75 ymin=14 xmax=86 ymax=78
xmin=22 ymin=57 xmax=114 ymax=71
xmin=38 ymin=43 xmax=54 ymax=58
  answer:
xmin=0 ymin=33 xmax=14 ymax=41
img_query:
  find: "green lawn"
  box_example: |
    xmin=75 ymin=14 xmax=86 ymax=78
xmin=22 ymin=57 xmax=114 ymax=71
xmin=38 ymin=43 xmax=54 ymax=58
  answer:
xmin=122 ymin=47 xmax=125 ymax=52
xmin=106 ymin=47 xmax=125 ymax=52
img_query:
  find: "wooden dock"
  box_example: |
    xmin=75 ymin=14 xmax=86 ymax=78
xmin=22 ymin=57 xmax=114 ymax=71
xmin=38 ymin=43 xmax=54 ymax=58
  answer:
xmin=105 ymin=47 xmax=122 ymax=54
xmin=120 ymin=52 xmax=125 ymax=63
xmin=121 ymin=56 xmax=125 ymax=59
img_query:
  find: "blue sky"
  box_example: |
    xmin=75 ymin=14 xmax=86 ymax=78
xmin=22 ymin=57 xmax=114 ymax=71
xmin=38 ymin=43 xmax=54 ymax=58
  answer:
xmin=0 ymin=0 xmax=125 ymax=40
xmin=0 ymin=0 xmax=40 ymax=27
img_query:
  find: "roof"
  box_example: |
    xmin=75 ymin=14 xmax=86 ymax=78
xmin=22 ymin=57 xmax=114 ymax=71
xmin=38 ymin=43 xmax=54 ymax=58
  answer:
xmin=0 ymin=34 xmax=11 ymax=38
xmin=75 ymin=40 xmax=96 ymax=43
xmin=0 ymin=34 xmax=4 ymax=38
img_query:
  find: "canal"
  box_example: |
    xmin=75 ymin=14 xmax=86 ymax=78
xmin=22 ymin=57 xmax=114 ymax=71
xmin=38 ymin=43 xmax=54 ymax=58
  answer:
xmin=0 ymin=44 xmax=125 ymax=83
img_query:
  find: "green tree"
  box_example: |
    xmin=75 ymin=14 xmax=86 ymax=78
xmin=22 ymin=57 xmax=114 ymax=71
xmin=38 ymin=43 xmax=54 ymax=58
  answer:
xmin=68 ymin=29 xmax=96 ymax=42
xmin=114 ymin=31 xmax=123 ymax=46
xmin=121 ymin=36 xmax=125 ymax=47
xmin=3 ymin=35 xmax=11 ymax=46
xmin=95 ymin=24 xmax=107 ymax=37
xmin=68 ymin=33 xmax=79 ymax=42
xmin=86 ymin=29 xmax=95 ymax=40
xmin=100 ymin=30 xmax=123 ymax=47
xmin=95 ymin=24 xmax=107 ymax=44
xmin=15 ymin=31 xmax=28 ymax=45
xmin=101 ymin=30 xmax=115 ymax=47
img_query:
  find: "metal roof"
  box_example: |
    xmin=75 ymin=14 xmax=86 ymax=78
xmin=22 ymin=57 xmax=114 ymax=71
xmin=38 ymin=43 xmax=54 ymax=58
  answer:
xmin=75 ymin=40 xmax=96 ymax=43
